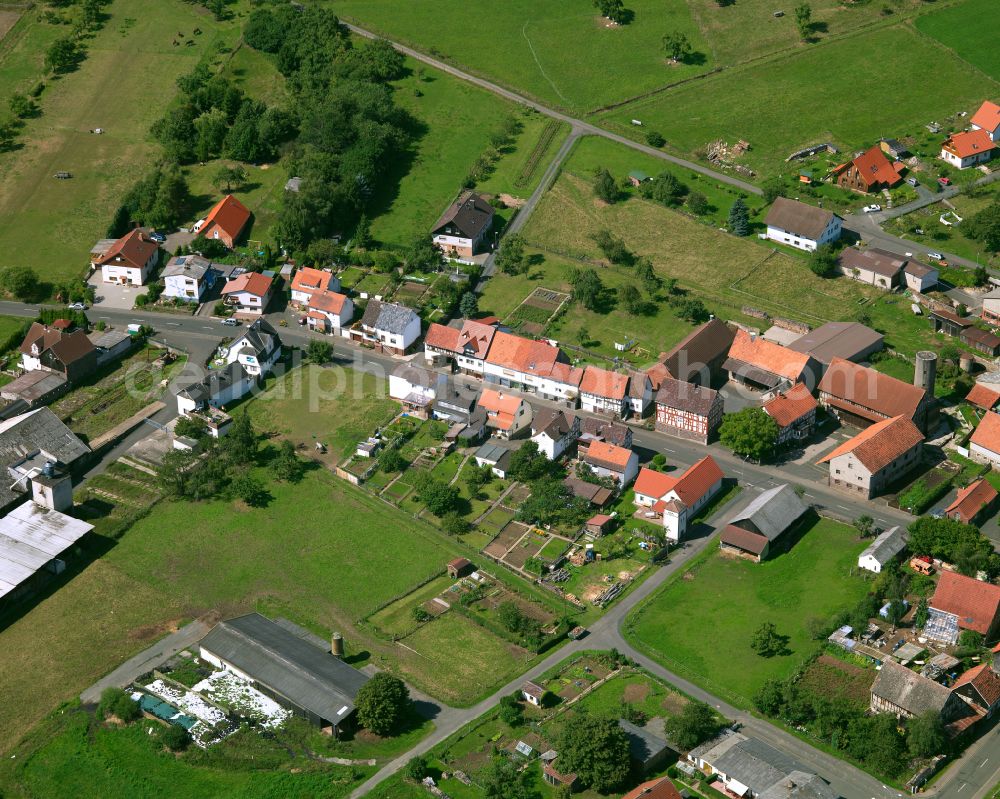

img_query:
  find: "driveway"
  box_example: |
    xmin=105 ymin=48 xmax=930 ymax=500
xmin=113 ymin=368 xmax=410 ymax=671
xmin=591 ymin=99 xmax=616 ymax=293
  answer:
xmin=88 ymin=275 xmax=143 ymax=311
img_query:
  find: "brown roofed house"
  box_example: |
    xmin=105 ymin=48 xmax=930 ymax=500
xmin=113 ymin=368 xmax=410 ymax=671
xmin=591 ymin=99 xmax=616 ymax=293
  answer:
xmin=658 ymin=318 xmax=735 ymax=388
xmin=818 ymin=415 xmax=924 ymax=499
xmin=431 ymin=190 xmax=495 ymax=259
xmin=583 ymin=441 xmax=639 ymax=487
xmin=19 ymin=322 xmax=97 ymax=383
xmin=818 ymin=357 xmax=933 ymax=432
xmin=870 ymin=659 xmax=974 ymax=728
xmin=764 ymin=197 xmax=842 ymax=253
xmin=836 ymin=247 xmax=906 ymax=290
xmin=931 ymin=571 xmax=1000 ymax=640
xmin=654 ymin=377 xmax=724 ymax=445
xmin=92 ymin=228 xmax=160 ymax=286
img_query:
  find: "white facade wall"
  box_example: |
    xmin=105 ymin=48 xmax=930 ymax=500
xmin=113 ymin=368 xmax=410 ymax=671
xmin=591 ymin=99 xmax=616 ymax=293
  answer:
xmin=102 ymin=263 xmax=147 ymax=286
xmin=941 ymin=148 xmax=992 ymax=170
xmin=858 ymin=554 xmax=887 ymax=574
xmin=228 ymin=290 xmax=266 ymax=313
xmin=164 ymin=274 xmax=204 ymax=301
xmin=20 ymin=354 xmax=42 ymax=372
xmin=376 ymin=315 xmax=421 ymax=353
xmin=971 ymin=442 xmax=1000 ymax=469
xmin=580 ymin=393 xmax=627 ymax=417
xmin=766 ymin=217 xmax=841 ymax=253
xmin=388 ymin=374 xmax=436 ymax=404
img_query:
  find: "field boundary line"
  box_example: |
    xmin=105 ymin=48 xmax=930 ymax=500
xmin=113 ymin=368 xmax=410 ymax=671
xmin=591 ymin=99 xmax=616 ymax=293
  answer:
xmin=520 ymin=20 xmax=571 ymax=106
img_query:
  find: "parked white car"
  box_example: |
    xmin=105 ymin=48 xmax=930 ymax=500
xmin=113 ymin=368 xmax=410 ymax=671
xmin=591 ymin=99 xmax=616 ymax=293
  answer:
xmin=862 ymin=204 xmax=882 ymax=213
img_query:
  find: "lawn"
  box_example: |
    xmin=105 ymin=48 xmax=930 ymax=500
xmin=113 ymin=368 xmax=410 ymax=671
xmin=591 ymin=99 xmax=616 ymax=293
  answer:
xmin=334 ymin=0 xmax=711 ymax=113
xmin=599 ymin=24 xmax=1000 ymax=178
xmin=367 ymin=574 xmax=454 ymax=638
xmin=247 ymin=365 xmax=399 ymax=459
xmin=365 ymin=55 xmax=556 ymax=249
xmin=915 ymin=0 xmax=1000 ymax=82
xmin=388 ymin=612 xmax=532 ymax=706
xmin=687 ymin=0 xmax=931 ymax=65
xmin=0 ymin=0 xmax=240 ymax=286
xmin=624 ymin=516 xmax=871 ymax=707
xmin=0 ymin=709 xmax=370 ymax=799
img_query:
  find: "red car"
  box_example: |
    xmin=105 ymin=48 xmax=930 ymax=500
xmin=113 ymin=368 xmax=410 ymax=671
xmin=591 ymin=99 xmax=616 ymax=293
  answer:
xmin=938 ymin=176 xmax=952 ymax=186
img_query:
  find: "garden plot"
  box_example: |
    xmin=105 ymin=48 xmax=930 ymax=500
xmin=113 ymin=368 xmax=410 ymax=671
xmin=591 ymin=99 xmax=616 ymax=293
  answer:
xmin=193 ymin=670 xmax=291 ymax=730
xmin=484 ymin=519 xmax=532 ymax=559
xmin=505 ymin=287 xmax=569 ymax=336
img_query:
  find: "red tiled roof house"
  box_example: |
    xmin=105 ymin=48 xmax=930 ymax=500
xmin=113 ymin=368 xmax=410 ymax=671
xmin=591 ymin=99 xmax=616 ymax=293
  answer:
xmin=724 ymin=329 xmax=815 ymax=392
xmin=423 ymin=320 xmax=498 ymax=374
xmin=970 ymin=411 xmax=1000 ymax=469
xmin=633 ymin=456 xmax=724 ymax=542
xmin=306 ymin=290 xmax=353 ymax=335
xmin=579 ymin=365 xmax=629 ymax=417
xmin=763 ymin=383 xmax=817 ymax=445
xmin=196 ymin=195 xmax=251 ymax=249
xmin=941 ymin=129 xmax=996 ymax=170
xmin=945 ymin=478 xmax=998 ymax=526
xmin=818 ymin=415 xmax=924 ymax=499
xmin=221 ymin=272 xmax=274 ymax=316
xmin=971 ymin=101 xmax=1000 ymax=142
xmin=92 ymin=228 xmax=160 ymax=286
xmin=832 ymin=145 xmax=904 ymax=193
xmin=290 ymin=267 xmax=340 ymax=308
xmin=477 ymin=388 xmax=531 ymax=438
xmin=582 ymin=441 xmax=639 ymax=488
xmin=482 ymin=331 xmax=582 ymax=407
xmin=931 ymin=571 xmax=1000 ymax=643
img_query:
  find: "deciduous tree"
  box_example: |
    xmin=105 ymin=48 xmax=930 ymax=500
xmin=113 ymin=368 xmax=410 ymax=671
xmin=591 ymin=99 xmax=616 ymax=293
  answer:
xmin=662 ymin=31 xmax=692 ymax=63
xmin=558 ymin=713 xmax=631 ymax=792
xmin=355 ymin=672 xmax=411 ymax=736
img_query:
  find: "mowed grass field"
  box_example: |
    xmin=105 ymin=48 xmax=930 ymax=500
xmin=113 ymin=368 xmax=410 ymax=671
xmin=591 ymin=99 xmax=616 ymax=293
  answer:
xmin=366 ymin=55 xmax=569 ymax=248
xmin=334 ymin=0 xmax=711 ymax=112
xmin=601 ymin=24 xmax=1000 ymax=177
xmin=687 ymin=0 xmax=930 ymax=64
xmin=248 ymin=365 xmax=399 ymax=458
xmin=0 ymin=0 xmax=238 ymax=285
xmin=916 ymin=0 xmax=1000 ymax=82
xmin=624 ymin=517 xmax=870 ymax=706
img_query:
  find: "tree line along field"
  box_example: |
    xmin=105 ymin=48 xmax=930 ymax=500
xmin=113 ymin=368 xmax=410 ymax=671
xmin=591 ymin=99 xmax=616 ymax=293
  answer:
xmin=0 ymin=0 xmax=242 ymax=286
xmin=334 ymin=0 xmax=712 ymax=113
xmin=915 ymin=0 xmax=1000 ymax=83
xmin=624 ymin=517 xmax=871 ymax=708
xmin=600 ymin=23 xmax=1000 ymax=179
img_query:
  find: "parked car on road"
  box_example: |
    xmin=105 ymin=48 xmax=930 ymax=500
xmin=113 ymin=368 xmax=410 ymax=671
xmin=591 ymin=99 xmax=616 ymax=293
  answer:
xmin=149 ymin=232 xmax=166 ymax=243
xmin=862 ymin=204 xmax=882 ymax=213
xmin=938 ymin=177 xmax=952 ymax=186
xmin=67 ymin=302 xmax=87 ymax=310
xmin=906 ymin=177 xmax=919 ymax=187
xmin=927 ymin=251 xmax=944 ymax=261
xmin=221 ymin=318 xmax=240 ymax=327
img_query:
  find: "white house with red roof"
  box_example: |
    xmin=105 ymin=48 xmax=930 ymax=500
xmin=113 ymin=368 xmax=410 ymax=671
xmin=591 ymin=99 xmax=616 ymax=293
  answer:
xmin=633 ymin=456 xmax=725 ymax=542
xmin=971 ymin=101 xmax=1000 ymax=142
xmin=582 ymin=441 xmax=638 ymax=488
xmin=423 ymin=319 xmax=498 ymax=374
xmin=221 ymin=271 xmax=274 ymax=316
xmin=971 ymin=411 xmax=1000 ymax=469
xmin=941 ymin=129 xmax=996 ymax=170
xmin=290 ymin=267 xmax=341 ymax=308
xmin=92 ymin=229 xmax=160 ymax=286
xmin=579 ymin=365 xmax=630 ymax=417
xmin=818 ymin=415 xmax=923 ymax=499
xmin=306 ymin=290 xmax=353 ymax=335
xmin=482 ymin=331 xmax=583 ymax=406
xmin=478 ymin=388 xmax=531 ymax=438
xmin=195 ymin=195 xmax=251 ymax=249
